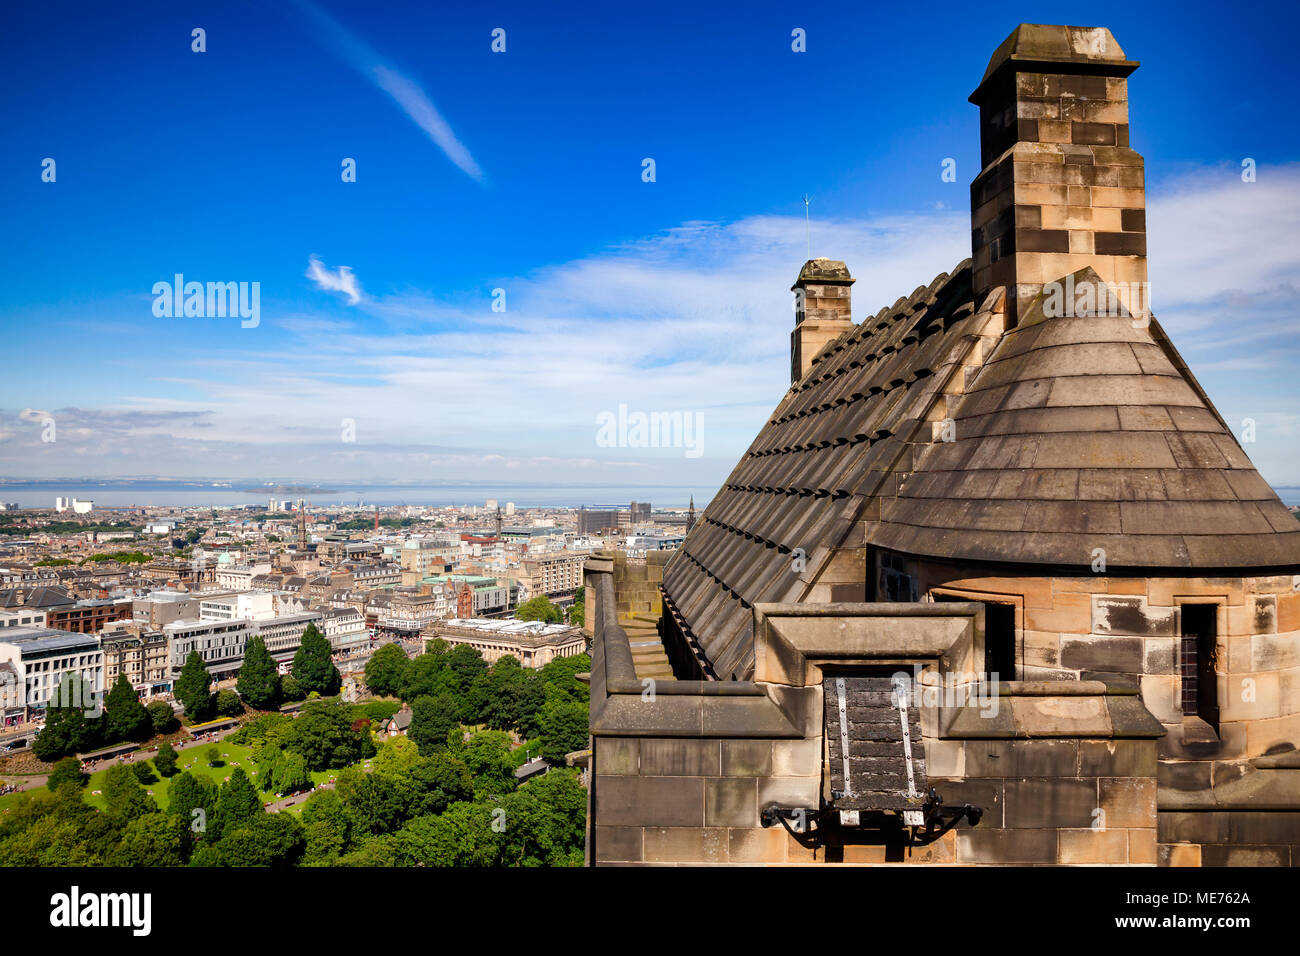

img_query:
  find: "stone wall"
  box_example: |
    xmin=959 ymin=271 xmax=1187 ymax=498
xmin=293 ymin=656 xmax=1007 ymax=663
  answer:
xmin=591 ymin=559 xmax=1167 ymax=865
xmin=878 ymin=552 xmax=1300 ymax=865
xmin=899 ymin=559 xmax=1300 ymax=757
xmin=930 ymin=689 xmax=1160 ymax=864
xmin=592 ymin=735 xmax=821 ymax=864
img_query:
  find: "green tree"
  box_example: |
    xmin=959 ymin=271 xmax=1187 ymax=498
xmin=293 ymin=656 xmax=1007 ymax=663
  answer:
xmin=445 ymin=643 xmax=489 ymax=688
xmin=301 ymin=789 xmax=350 ymax=865
xmin=498 ymin=768 xmax=588 ymax=867
xmin=462 ymin=730 xmax=519 ymax=796
xmin=537 ymin=699 xmax=589 ymax=763
xmin=104 ymin=674 xmax=151 ymax=743
xmin=372 ymin=735 xmax=421 ymax=775
xmin=32 ymin=673 xmax=102 ymax=761
xmin=212 ymin=768 xmax=262 ymax=840
xmin=270 ymin=751 xmax=311 ymax=796
xmin=237 ymin=635 xmax=282 ymax=710
xmin=393 ymin=802 xmax=500 ymax=867
xmin=286 ymin=700 xmax=375 ymax=770
xmin=568 ymin=586 xmax=585 ymax=628
xmin=229 ymin=711 xmax=294 ymax=749
xmin=364 ymin=641 xmax=410 ymax=697
xmin=516 ymin=675 xmax=548 ymax=739
xmin=46 ymin=756 xmax=89 ymax=792
xmin=515 ymin=595 xmax=562 ymax=624
xmin=335 ymin=767 xmax=406 ymax=836
xmin=101 ymin=763 xmax=158 ymax=821
xmin=480 ymin=655 xmax=529 ymax=730
xmin=147 ymin=700 xmax=179 ymax=735
xmin=0 ymin=798 xmax=104 ymax=866
xmin=292 ymin=623 xmax=341 ymax=696
xmin=153 ymin=742 xmax=180 ymax=777
xmin=408 ymin=693 xmax=460 ymax=756
xmin=255 ymin=743 xmax=283 ymax=786
xmin=108 ymin=813 xmax=189 ymax=866
xmin=361 ymin=699 xmax=401 ymax=724
xmin=399 ymin=753 xmax=474 ymax=818
xmin=166 ymin=772 xmax=216 ymax=836
xmin=400 ymin=651 xmax=452 ymax=701
xmin=281 ymin=674 xmax=306 ymax=702
xmin=210 ymin=812 xmax=305 ymax=867
xmin=335 ymin=835 xmax=397 ymax=867
xmin=175 ymin=650 xmax=214 ymax=722
xmin=538 ymin=653 xmax=591 ymax=704
xmin=215 ymin=689 xmax=245 ymax=717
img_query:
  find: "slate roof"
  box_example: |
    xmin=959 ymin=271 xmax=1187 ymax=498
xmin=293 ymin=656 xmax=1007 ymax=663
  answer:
xmin=663 ymin=263 xmax=1300 ymax=681
xmin=873 ymin=269 xmax=1300 ymax=568
xmin=664 ymin=261 xmax=989 ymax=680
xmin=0 ymin=586 xmax=75 ymax=609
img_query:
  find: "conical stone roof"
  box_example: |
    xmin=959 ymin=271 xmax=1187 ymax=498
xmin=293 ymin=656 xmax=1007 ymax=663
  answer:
xmin=871 ymin=267 xmax=1300 ymax=569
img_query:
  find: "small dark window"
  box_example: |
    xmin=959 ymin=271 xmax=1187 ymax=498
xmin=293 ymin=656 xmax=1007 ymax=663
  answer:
xmin=933 ymin=596 xmax=1016 ymax=682
xmin=1180 ymin=604 xmax=1219 ymax=727
xmin=983 ymin=603 xmax=1016 ymax=683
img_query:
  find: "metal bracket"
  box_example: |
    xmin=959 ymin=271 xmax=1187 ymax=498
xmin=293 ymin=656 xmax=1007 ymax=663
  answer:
xmin=835 ymin=675 xmax=853 ymax=798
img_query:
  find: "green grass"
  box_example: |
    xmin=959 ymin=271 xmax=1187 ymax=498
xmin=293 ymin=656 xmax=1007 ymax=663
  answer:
xmin=1 ymin=742 xmax=340 ymax=813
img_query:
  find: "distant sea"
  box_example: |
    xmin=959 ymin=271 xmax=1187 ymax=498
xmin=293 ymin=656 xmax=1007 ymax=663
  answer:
xmin=0 ymin=480 xmax=711 ymax=511
xmin=1 ymin=480 xmax=1296 ymax=512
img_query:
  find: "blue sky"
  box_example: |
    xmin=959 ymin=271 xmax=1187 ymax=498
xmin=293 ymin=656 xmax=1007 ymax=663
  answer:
xmin=1 ymin=0 xmax=1299 ymax=496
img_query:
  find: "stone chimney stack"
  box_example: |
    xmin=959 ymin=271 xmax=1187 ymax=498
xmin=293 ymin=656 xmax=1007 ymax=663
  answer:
xmin=969 ymin=24 xmax=1147 ymax=327
xmin=790 ymin=258 xmax=854 ymax=384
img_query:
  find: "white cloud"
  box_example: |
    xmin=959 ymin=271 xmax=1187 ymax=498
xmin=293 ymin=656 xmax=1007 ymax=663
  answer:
xmin=5 ymin=166 xmax=1300 ymax=490
xmin=305 ymin=256 xmax=362 ymax=305
xmin=291 ymin=0 xmax=484 ymax=183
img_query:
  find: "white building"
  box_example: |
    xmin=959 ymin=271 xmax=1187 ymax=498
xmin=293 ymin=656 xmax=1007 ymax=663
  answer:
xmin=0 ymin=608 xmax=48 ymax=630
xmin=0 ymin=627 xmax=104 ymax=721
xmin=199 ymin=590 xmax=276 ymax=622
xmin=322 ymin=607 xmax=368 ymax=654
xmin=165 ymin=618 xmax=252 ymax=680
xmin=428 ymin=618 xmax=586 ymax=669
xmin=252 ymin=611 xmax=325 ymax=667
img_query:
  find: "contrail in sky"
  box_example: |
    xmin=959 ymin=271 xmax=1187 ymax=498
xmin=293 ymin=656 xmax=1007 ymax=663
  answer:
xmin=290 ymin=0 xmax=486 ymax=183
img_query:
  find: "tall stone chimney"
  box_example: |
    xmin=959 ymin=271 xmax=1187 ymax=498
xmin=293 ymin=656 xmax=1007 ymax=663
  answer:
xmin=969 ymin=24 xmax=1146 ymax=326
xmin=791 ymin=258 xmax=854 ymax=384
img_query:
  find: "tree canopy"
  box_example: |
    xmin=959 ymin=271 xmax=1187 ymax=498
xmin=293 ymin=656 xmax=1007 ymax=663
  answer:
xmin=32 ymin=673 xmax=101 ymax=761
xmin=364 ymin=641 xmax=410 ymax=698
xmin=292 ymin=624 xmax=341 ymax=696
xmin=175 ymin=651 xmax=214 ymax=722
xmin=515 ymin=595 xmax=562 ymax=624
xmin=237 ymin=635 xmax=282 ymax=710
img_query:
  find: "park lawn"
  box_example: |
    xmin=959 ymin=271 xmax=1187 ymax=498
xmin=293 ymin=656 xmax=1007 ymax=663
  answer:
xmin=75 ymin=742 xmax=335 ymax=812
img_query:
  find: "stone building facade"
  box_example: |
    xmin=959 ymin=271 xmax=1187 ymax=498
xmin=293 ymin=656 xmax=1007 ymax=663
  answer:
xmin=584 ymin=24 xmax=1300 ymax=866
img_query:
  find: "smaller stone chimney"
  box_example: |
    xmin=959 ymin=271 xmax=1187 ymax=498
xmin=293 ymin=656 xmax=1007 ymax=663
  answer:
xmin=791 ymin=258 xmax=854 ymax=384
